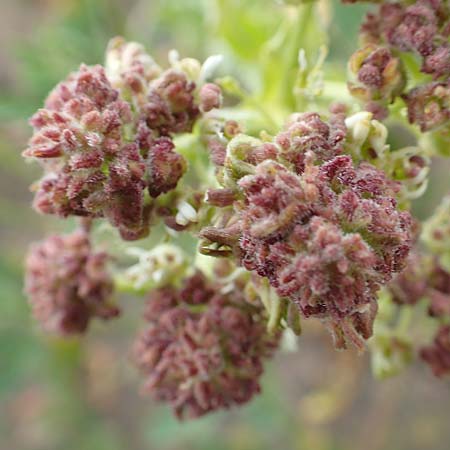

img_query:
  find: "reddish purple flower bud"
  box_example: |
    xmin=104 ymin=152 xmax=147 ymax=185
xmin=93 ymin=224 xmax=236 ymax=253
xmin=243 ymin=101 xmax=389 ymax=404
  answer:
xmin=147 ymin=137 xmax=186 ymax=198
xmin=237 ymin=155 xmax=411 ymax=348
xmin=23 ymin=64 xmax=151 ymax=240
xmin=205 ymin=188 xmax=236 ymax=207
xmin=403 ymin=81 xmax=450 ymax=132
xmin=359 ymin=1 xmax=450 ymax=80
xmin=133 ymin=271 xmax=279 ymax=419
xmin=275 ymin=112 xmax=345 ymax=173
xmin=388 ymin=251 xmax=428 ymax=306
xmin=386 ymin=1 xmax=439 ymax=56
xmin=24 ymin=230 xmax=119 ymax=335
xmin=25 ymin=41 xmax=220 ymax=241
xmin=201 ymin=108 xmax=414 ymax=349
xmin=143 ymin=70 xmax=199 ymax=135
xmin=420 ymin=325 xmax=450 ymax=377
xmin=348 ymin=45 xmax=406 ymax=111
xmin=199 ymin=83 xmax=222 ymax=112
xmin=105 ymin=36 xmax=162 ymax=94
xmin=422 ymin=45 xmax=450 ymax=79
xmin=427 ymin=261 xmax=450 ymax=317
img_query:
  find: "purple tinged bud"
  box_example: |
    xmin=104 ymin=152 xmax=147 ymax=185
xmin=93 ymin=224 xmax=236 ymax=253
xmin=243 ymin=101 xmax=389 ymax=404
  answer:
xmin=133 ymin=271 xmax=279 ymax=419
xmin=403 ymin=81 xmax=450 ymax=132
xmin=204 ymin=111 xmax=413 ymax=349
xmin=205 ymin=188 xmax=236 ymax=207
xmin=199 ymin=83 xmax=222 ymax=112
xmin=147 ymin=137 xmax=186 ymax=198
xmin=24 ymin=230 xmax=119 ymax=335
xmin=348 ymin=45 xmax=406 ymax=116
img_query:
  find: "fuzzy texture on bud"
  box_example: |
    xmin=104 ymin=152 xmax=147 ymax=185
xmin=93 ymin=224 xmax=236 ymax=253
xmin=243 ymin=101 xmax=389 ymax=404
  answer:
xmin=146 ymin=137 xmax=187 ymax=198
xmin=355 ymin=1 xmax=450 ymax=127
xmin=133 ymin=271 xmax=279 ymax=419
xmin=359 ymin=1 xmax=450 ymax=78
xmin=23 ymin=64 xmax=149 ymax=240
xmin=24 ymin=39 xmax=221 ymax=240
xmin=201 ymin=112 xmax=413 ymax=350
xmin=24 ymin=230 xmax=119 ymax=335
xmin=403 ymin=81 xmax=450 ymax=132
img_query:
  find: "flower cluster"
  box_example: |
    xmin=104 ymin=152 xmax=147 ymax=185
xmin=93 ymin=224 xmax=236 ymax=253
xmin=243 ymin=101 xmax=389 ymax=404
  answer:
xmin=360 ymin=0 xmax=450 ymax=77
xmin=420 ymin=325 xmax=450 ymax=377
xmin=347 ymin=0 xmax=450 ymax=131
xmin=20 ymin=6 xmax=450 ymax=419
xmin=24 ymin=229 xmax=119 ymax=335
xmin=201 ymin=112 xmax=413 ymax=350
xmin=23 ymin=37 xmax=221 ymax=240
xmin=348 ymin=44 xmax=405 ymax=120
xmin=133 ymin=270 xmax=279 ymax=419
xmin=386 ymin=233 xmax=450 ymax=378
xmin=343 ymin=111 xmax=430 ymax=203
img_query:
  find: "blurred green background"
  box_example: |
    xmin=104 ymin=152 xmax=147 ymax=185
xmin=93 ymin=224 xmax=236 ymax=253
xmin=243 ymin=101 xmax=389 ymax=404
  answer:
xmin=1 ymin=1 xmax=449 ymax=449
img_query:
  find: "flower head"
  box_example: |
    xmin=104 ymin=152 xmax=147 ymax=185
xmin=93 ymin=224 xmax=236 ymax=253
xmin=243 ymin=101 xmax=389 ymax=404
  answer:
xmin=403 ymin=81 xmax=450 ymax=132
xmin=25 ymin=230 xmax=119 ymax=335
xmin=24 ymin=39 xmax=222 ymax=240
xmin=348 ymin=45 xmax=405 ymax=116
xmin=133 ymin=270 xmax=279 ymax=419
xmin=202 ymin=112 xmax=413 ymax=349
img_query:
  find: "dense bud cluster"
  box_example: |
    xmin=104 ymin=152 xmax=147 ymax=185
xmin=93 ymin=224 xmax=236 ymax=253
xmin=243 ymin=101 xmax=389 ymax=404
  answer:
xmin=387 ymin=239 xmax=450 ymax=377
xmin=403 ymin=81 xmax=450 ymax=132
xmin=24 ymin=229 xmax=119 ymax=335
xmin=360 ymin=0 xmax=450 ymax=71
xmin=348 ymin=44 xmax=405 ymax=120
xmin=20 ymin=6 xmax=450 ymax=420
xmin=346 ymin=0 xmax=450 ymax=130
xmin=343 ymin=111 xmax=430 ymax=203
xmin=201 ymin=112 xmax=413 ymax=350
xmin=133 ymin=270 xmax=279 ymax=418
xmin=23 ymin=37 xmax=221 ymax=240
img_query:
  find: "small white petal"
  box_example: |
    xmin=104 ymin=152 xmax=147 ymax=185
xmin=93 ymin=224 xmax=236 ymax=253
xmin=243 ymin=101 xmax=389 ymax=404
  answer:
xmin=199 ymin=54 xmax=223 ymax=83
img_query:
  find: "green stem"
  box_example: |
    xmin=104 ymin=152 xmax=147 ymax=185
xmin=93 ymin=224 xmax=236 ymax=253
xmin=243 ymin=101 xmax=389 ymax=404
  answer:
xmin=280 ymin=3 xmax=315 ymax=111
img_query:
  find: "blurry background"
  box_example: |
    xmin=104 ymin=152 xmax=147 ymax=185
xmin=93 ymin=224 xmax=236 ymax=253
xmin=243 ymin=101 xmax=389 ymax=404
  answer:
xmin=1 ymin=1 xmax=449 ymax=449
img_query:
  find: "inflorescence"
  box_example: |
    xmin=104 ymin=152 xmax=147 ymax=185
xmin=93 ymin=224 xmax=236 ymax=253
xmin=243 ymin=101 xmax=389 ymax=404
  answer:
xmin=21 ymin=1 xmax=450 ymax=420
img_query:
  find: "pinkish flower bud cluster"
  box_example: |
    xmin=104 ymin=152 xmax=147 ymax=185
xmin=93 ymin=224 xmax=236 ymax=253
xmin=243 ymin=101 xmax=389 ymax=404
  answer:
xmin=388 ymin=246 xmax=450 ymax=315
xmin=420 ymin=325 xmax=450 ymax=377
xmin=348 ymin=44 xmax=405 ymax=120
xmin=403 ymin=80 xmax=450 ymax=132
xmin=388 ymin=250 xmax=428 ymax=306
xmin=23 ymin=38 xmax=222 ymax=240
xmin=133 ymin=271 xmax=279 ymax=419
xmin=351 ymin=0 xmax=450 ymax=129
xmin=386 ymin=245 xmax=450 ymax=377
xmin=360 ymin=0 xmax=450 ymax=74
xmin=201 ymin=112 xmax=413 ymax=350
xmin=24 ymin=230 xmax=119 ymax=335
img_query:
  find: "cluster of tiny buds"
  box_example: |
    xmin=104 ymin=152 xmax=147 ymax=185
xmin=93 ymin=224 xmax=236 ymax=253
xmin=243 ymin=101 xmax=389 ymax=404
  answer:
xmin=387 ymin=195 xmax=450 ymax=378
xmin=346 ymin=0 xmax=450 ymax=131
xmin=133 ymin=266 xmax=279 ymax=419
xmin=23 ymin=37 xmax=222 ymax=240
xmin=24 ymin=226 xmax=119 ymax=335
xmin=201 ymin=110 xmax=413 ymax=351
xmin=388 ymin=251 xmax=450 ymax=377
